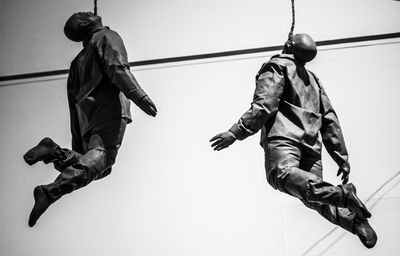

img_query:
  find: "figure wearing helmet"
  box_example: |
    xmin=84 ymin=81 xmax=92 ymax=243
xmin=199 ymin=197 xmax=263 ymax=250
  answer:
xmin=210 ymin=33 xmax=377 ymax=248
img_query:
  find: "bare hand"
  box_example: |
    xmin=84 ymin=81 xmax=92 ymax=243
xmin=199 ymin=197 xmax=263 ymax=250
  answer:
xmin=337 ymin=164 xmax=350 ymax=184
xmin=139 ymin=96 xmax=157 ymax=117
xmin=209 ymin=131 xmax=236 ymax=151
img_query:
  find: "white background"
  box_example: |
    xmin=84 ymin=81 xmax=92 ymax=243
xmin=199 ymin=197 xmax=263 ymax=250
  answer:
xmin=1 ymin=0 xmax=400 ymax=255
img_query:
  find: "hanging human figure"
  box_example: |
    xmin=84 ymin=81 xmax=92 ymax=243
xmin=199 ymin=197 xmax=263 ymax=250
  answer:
xmin=23 ymin=12 xmax=157 ymax=227
xmin=209 ymin=33 xmax=377 ymax=248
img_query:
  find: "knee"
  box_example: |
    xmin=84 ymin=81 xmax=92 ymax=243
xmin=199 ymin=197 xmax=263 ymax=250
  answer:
xmin=89 ymin=149 xmax=118 ymax=179
xmin=70 ymin=162 xmax=92 ymax=183
xmin=73 ymin=149 xmax=108 ymax=180
xmin=80 ymin=149 xmax=107 ymax=167
xmin=105 ymin=149 xmax=118 ymax=167
xmin=96 ymin=167 xmax=112 ymax=180
xmin=268 ymin=166 xmax=323 ymax=200
xmin=266 ymin=166 xmax=293 ymax=192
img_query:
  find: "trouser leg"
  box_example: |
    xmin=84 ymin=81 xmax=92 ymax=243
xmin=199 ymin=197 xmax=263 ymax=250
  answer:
xmin=28 ymin=119 xmax=126 ymax=227
xmin=264 ymin=139 xmax=370 ymax=220
xmin=49 ymin=145 xmax=112 ymax=177
xmin=303 ymin=187 xmax=377 ymax=248
xmin=271 ymin=162 xmax=370 ymax=219
xmin=42 ymin=118 xmax=126 ymax=200
xmin=296 ymin=166 xmax=377 ymax=247
xmin=28 ymin=147 xmax=115 ymax=227
xmin=275 ymin=166 xmax=343 ymax=205
xmin=301 ymin=200 xmax=356 ymax=233
xmin=44 ymin=147 xmax=117 ymax=201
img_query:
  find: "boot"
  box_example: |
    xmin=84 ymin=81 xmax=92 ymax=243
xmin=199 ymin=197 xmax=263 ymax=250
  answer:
xmin=28 ymin=185 xmax=57 ymax=227
xmin=23 ymin=137 xmax=62 ymax=165
xmin=342 ymin=183 xmax=371 ymax=218
xmin=353 ymin=217 xmax=377 ymax=248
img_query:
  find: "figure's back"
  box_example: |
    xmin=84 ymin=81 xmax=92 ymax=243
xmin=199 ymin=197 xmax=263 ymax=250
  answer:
xmin=261 ymin=54 xmax=323 ymax=146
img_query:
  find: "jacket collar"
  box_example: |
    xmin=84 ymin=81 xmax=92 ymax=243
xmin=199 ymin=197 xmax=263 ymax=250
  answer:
xmin=271 ymin=53 xmax=306 ymax=66
xmin=82 ymin=26 xmax=108 ymax=48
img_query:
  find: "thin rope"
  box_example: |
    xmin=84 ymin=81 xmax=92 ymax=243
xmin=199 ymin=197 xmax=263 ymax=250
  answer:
xmin=289 ymin=0 xmax=295 ymax=37
xmin=94 ymin=0 xmax=98 ymax=15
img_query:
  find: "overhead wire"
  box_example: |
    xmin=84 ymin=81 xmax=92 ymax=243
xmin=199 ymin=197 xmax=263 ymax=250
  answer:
xmin=1 ymin=39 xmax=399 ymax=87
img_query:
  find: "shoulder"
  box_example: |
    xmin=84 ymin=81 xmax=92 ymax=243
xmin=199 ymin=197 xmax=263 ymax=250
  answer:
xmin=102 ymin=27 xmax=122 ymax=39
xmin=271 ymin=53 xmax=296 ymax=65
xmin=93 ymin=27 xmax=123 ymax=45
xmin=257 ymin=54 xmax=294 ymax=78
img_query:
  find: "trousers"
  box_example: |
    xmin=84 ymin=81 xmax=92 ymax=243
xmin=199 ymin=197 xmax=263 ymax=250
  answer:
xmin=43 ymin=118 xmax=127 ymax=201
xmin=264 ymin=138 xmax=356 ymax=233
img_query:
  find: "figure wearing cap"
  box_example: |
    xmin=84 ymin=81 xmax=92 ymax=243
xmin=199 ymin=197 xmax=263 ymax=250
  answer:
xmin=23 ymin=12 xmax=157 ymax=227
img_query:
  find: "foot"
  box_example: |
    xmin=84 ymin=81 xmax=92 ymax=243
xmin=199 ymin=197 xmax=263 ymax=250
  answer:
xmin=28 ymin=186 xmax=53 ymax=227
xmin=353 ymin=217 xmax=377 ymax=249
xmin=23 ymin=137 xmax=60 ymax=165
xmin=344 ymin=183 xmax=371 ymax=218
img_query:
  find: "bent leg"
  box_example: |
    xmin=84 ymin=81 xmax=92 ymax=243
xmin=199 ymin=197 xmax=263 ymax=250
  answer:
xmin=302 ymin=200 xmax=356 ymax=233
xmin=303 ymin=200 xmax=377 ymax=248
xmin=264 ymin=139 xmax=370 ymax=217
xmin=28 ymin=148 xmax=108 ymax=226
xmin=45 ymin=118 xmax=126 ymax=198
xmin=272 ymin=164 xmax=370 ymax=218
xmin=263 ymin=139 xmax=374 ymax=246
xmin=28 ymin=147 xmax=115 ymax=227
xmin=45 ymin=148 xmax=112 ymax=200
xmin=28 ymin=119 xmax=126 ymax=227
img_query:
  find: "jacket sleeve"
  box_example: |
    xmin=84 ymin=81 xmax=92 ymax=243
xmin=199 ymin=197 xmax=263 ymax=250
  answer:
xmin=97 ymin=30 xmax=148 ymax=106
xmin=318 ymin=79 xmax=350 ymax=168
xmin=67 ymin=68 xmax=84 ymax=154
xmin=229 ymin=62 xmax=285 ymax=140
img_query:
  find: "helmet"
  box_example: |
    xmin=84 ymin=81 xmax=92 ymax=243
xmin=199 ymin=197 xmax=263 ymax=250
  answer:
xmin=284 ymin=33 xmax=317 ymax=63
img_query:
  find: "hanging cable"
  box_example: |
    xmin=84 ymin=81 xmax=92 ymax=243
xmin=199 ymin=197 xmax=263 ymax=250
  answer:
xmin=94 ymin=0 xmax=98 ymax=15
xmin=288 ymin=0 xmax=295 ymax=37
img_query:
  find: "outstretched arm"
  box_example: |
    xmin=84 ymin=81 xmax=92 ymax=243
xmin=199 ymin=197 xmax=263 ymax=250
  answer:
xmin=97 ymin=30 xmax=157 ymax=116
xmin=210 ymin=63 xmax=285 ymax=151
xmin=319 ymin=81 xmax=350 ymax=184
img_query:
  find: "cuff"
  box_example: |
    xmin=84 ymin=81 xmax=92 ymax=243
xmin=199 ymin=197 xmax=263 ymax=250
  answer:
xmin=128 ymin=89 xmax=148 ymax=106
xmin=229 ymin=123 xmax=248 ymax=141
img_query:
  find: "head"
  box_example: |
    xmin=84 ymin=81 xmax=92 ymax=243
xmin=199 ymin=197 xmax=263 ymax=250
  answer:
xmin=283 ymin=33 xmax=317 ymax=63
xmin=64 ymin=12 xmax=103 ymax=42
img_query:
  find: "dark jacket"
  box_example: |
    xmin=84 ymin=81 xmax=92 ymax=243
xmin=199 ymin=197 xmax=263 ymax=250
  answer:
xmin=67 ymin=27 xmax=147 ymax=153
xmin=229 ymin=54 xmax=349 ymax=168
